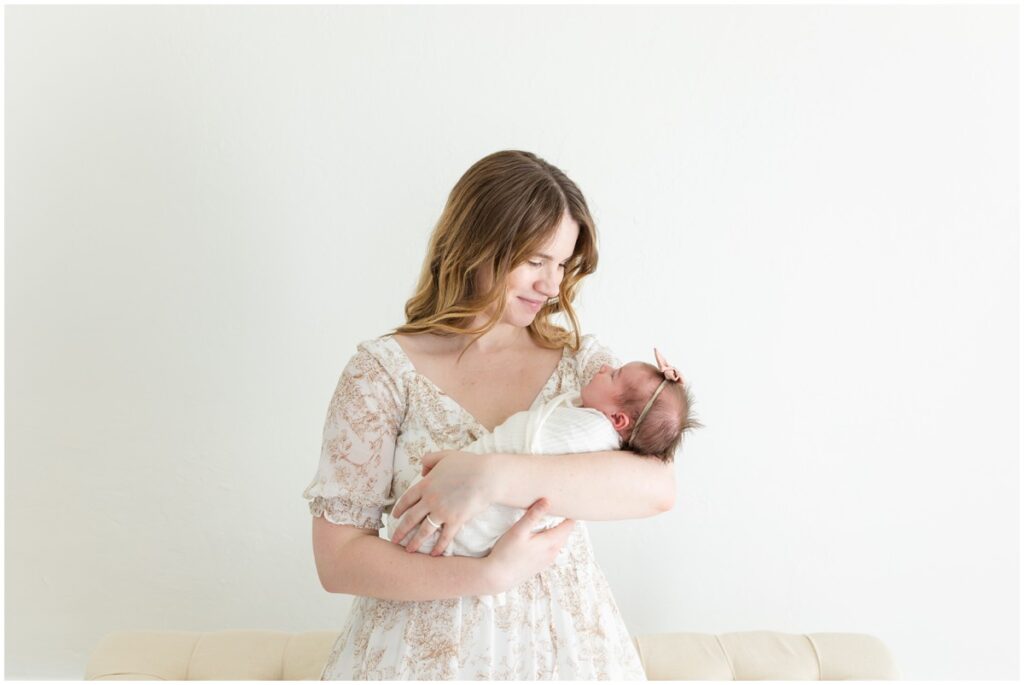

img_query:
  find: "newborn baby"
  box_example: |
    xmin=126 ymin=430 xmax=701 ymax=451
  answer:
xmin=386 ymin=349 xmax=699 ymax=560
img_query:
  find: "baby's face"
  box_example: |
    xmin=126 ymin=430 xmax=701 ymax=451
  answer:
xmin=580 ymin=362 xmax=652 ymax=419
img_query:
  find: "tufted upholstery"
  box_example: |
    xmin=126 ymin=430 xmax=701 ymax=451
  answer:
xmin=84 ymin=629 xmax=900 ymax=680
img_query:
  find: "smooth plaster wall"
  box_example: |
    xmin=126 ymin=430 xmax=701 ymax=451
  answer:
xmin=5 ymin=4 xmax=1018 ymax=679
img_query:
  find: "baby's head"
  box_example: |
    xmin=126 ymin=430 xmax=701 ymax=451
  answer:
xmin=581 ymin=360 xmax=700 ymax=462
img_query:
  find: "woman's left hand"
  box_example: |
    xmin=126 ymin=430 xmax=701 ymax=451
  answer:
xmin=390 ymin=450 xmax=500 ymax=555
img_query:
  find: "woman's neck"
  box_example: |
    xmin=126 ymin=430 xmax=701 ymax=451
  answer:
xmin=460 ymin=318 xmax=533 ymax=355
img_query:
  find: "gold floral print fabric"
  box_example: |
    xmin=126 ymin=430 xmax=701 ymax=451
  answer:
xmin=303 ymin=335 xmax=647 ymax=680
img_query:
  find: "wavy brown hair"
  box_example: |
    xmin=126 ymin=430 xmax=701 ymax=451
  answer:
xmin=394 ymin=150 xmax=598 ymax=352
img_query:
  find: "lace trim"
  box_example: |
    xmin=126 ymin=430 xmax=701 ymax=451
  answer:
xmin=309 ymin=495 xmax=384 ymax=530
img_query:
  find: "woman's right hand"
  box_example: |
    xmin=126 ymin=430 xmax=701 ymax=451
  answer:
xmin=484 ymin=498 xmax=576 ymax=593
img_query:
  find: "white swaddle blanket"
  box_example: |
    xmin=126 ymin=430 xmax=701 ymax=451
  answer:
xmin=385 ymin=391 xmax=621 ymax=604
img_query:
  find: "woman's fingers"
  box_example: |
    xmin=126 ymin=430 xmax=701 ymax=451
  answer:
xmin=428 ymin=520 xmax=462 ymax=557
xmin=391 ymin=518 xmax=413 ymax=546
xmin=391 ymin=500 xmax=427 ymax=544
xmin=484 ymin=499 xmax=576 ymax=592
xmin=391 ymin=482 xmax=423 ymax=521
xmin=419 ymin=450 xmax=447 ymax=476
xmin=547 ymin=517 xmax=576 ymax=543
xmin=392 ymin=500 xmax=451 ymax=554
xmin=405 ymin=515 xmax=443 ymax=553
xmin=516 ymin=501 xmax=575 ymax=555
xmin=514 ymin=498 xmax=549 ymax=533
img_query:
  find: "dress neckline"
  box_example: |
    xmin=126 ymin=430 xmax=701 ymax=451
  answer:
xmin=382 ymin=334 xmax=570 ymax=433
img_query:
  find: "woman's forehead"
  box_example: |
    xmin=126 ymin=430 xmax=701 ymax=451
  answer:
xmin=536 ymin=212 xmax=579 ymax=256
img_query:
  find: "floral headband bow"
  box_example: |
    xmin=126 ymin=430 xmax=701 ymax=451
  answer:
xmin=654 ymin=348 xmax=683 ymax=384
xmin=627 ymin=348 xmax=684 ymax=447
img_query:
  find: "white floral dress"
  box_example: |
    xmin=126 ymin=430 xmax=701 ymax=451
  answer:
xmin=302 ymin=334 xmax=647 ymax=680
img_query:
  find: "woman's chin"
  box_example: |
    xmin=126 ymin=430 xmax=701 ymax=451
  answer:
xmin=506 ymin=299 xmax=545 ymax=327
xmin=500 ymin=312 xmax=538 ymax=329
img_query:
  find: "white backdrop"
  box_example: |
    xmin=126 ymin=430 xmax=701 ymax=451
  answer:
xmin=4 ymin=4 xmax=1018 ymax=680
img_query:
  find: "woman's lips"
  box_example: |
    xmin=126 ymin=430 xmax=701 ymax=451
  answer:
xmin=517 ymin=297 xmax=544 ymax=311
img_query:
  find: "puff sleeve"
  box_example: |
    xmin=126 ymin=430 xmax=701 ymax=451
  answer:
xmin=575 ymin=334 xmax=624 ymax=388
xmin=302 ymin=342 xmax=404 ymax=530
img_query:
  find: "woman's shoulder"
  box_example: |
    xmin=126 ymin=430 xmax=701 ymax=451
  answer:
xmin=569 ymin=332 xmax=623 ymax=386
xmin=391 ymin=331 xmax=455 ymax=356
xmin=344 ymin=334 xmax=412 ymax=384
xmin=570 ymin=333 xmax=621 ymax=364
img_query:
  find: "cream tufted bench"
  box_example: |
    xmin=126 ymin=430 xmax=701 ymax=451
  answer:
xmin=84 ymin=629 xmax=901 ymax=680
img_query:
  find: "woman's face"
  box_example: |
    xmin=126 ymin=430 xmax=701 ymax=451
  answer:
xmin=501 ymin=211 xmax=580 ymax=328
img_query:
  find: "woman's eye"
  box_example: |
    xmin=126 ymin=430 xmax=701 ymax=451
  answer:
xmin=528 ymin=261 xmax=543 ymax=267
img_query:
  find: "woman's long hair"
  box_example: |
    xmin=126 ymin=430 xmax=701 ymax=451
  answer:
xmin=394 ymin=150 xmax=599 ymax=352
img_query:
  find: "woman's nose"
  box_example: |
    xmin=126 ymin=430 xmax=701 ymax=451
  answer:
xmin=536 ymin=269 xmax=562 ymax=297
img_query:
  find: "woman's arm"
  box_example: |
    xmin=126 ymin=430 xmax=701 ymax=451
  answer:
xmin=489 ymin=449 xmax=675 ymax=520
xmin=393 ymin=449 xmax=674 ymax=556
xmin=313 ymin=498 xmax=574 ymax=601
xmin=312 ymin=517 xmax=500 ymax=600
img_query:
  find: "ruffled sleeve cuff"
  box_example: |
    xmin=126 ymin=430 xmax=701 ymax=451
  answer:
xmin=308 ymin=495 xmax=385 ymax=530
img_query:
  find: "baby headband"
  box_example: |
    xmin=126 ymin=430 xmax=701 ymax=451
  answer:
xmin=627 ymin=348 xmax=684 ymax=447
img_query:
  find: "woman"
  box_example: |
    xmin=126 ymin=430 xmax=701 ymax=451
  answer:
xmin=303 ymin=150 xmax=674 ymax=679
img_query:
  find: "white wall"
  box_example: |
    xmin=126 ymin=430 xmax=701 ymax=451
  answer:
xmin=5 ymin=4 xmax=1018 ymax=680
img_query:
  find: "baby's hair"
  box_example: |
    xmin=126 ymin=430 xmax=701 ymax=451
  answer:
xmin=619 ymin=363 xmax=702 ymax=462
